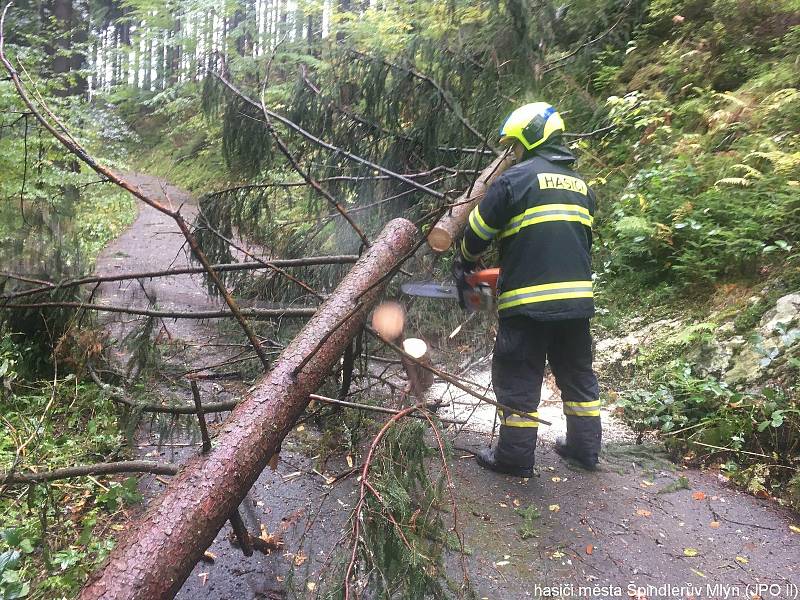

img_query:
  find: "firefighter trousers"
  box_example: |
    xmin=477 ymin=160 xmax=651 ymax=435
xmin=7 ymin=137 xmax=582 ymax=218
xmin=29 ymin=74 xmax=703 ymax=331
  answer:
xmin=492 ymin=316 xmax=601 ymax=469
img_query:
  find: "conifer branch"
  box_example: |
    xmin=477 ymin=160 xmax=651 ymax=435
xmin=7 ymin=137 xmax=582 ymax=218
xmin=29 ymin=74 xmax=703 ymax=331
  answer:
xmin=211 ymin=71 xmax=446 ymax=200
xmin=258 ymin=75 xmax=371 ymax=248
xmin=350 ymin=50 xmax=499 ymax=156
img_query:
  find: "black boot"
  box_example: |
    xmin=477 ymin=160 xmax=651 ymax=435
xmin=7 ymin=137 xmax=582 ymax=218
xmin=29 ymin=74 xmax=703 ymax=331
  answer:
xmin=475 ymin=448 xmax=534 ymax=478
xmin=554 ymin=437 xmax=599 ymax=471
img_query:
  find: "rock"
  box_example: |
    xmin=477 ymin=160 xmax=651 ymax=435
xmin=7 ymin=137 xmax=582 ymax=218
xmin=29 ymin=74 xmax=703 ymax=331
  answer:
xmin=717 ymin=322 xmax=735 ymax=337
xmin=724 ymin=292 xmax=800 ymax=384
xmin=595 ymin=318 xmax=682 ymax=376
xmin=690 ymin=340 xmax=734 ymax=377
xmin=724 ymin=344 xmax=763 ymax=384
xmin=760 ymin=293 xmax=800 ymax=334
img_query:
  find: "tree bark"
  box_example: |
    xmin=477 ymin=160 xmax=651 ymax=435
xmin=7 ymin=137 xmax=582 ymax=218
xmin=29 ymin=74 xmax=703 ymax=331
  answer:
xmin=426 ymin=150 xmax=515 ymax=252
xmin=79 ymin=217 xmax=418 ymax=600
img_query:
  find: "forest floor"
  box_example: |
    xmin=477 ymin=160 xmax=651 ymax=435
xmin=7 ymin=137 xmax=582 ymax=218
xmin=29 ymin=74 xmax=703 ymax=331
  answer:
xmin=94 ymin=174 xmax=800 ymax=600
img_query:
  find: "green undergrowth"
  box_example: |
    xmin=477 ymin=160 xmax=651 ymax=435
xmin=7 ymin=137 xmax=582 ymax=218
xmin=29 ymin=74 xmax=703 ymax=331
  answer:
xmin=110 ymin=84 xmax=230 ymax=194
xmin=583 ymin=0 xmax=800 ymax=509
xmin=0 ymin=332 xmax=141 ymax=599
xmin=319 ymin=419 xmax=467 ymax=600
xmin=0 ymin=82 xmax=137 ymax=281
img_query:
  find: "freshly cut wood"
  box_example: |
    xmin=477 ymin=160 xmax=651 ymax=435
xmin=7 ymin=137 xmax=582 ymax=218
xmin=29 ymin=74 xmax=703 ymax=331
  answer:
xmin=426 ymin=150 xmax=515 ymax=252
xmin=371 ymin=301 xmax=406 ymax=341
xmin=79 ymin=218 xmax=418 ymax=600
xmin=400 ymin=337 xmax=433 ymax=399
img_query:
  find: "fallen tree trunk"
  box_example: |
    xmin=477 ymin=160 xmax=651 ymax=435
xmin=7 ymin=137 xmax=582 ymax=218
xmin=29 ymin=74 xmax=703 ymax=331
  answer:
xmin=79 ymin=218 xmax=417 ymax=600
xmin=426 ymin=150 xmax=515 ymax=252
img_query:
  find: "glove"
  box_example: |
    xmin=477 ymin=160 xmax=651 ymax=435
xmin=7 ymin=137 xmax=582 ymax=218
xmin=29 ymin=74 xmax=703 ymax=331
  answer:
xmin=451 ymin=255 xmax=475 ymax=310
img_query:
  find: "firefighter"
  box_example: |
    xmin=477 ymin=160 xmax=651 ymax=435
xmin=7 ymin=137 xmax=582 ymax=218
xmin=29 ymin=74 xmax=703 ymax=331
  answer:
xmin=454 ymin=102 xmax=601 ymax=476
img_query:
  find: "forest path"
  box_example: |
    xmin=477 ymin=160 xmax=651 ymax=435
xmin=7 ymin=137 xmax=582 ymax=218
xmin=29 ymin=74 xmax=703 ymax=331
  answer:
xmin=94 ymin=174 xmax=800 ymax=600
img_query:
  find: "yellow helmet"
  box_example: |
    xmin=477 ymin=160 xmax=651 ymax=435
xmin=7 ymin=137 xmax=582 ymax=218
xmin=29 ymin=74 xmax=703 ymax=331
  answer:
xmin=498 ymin=102 xmax=565 ymax=150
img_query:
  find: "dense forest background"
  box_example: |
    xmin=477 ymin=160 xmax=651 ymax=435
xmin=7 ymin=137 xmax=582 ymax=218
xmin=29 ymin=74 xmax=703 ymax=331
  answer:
xmin=1 ymin=0 xmax=799 ymax=596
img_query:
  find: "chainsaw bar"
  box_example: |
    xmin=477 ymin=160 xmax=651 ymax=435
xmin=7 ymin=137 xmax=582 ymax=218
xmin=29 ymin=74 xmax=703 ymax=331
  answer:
xmin=400 ymin=281 xmax=459 ymax=300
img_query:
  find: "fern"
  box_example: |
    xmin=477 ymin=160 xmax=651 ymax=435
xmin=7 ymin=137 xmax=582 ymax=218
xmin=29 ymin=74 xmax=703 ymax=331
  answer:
xmin=715 ymin=177 xmax=753 ymax=187
xmin=729 ymin=163 xmax=764 ymax=179
xmin=746 ymin=150 xmax=800 ymax=177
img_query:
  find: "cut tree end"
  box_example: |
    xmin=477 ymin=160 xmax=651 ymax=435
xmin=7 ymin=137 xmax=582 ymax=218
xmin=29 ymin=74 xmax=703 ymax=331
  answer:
xmin=426 ymin=227 xmax=453 ymax=253
xmin=371 ymin=301 xmax=405 ymax=341
xmin=402 ymin=338 xmax=428 ymax=359
xmin=400 ymin=337 xmax=433 ymax=397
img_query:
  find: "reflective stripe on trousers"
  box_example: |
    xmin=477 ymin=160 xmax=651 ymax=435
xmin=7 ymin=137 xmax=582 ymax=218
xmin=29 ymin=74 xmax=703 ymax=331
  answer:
xmin=564 ymin=399 xmax=601 ymax=417
xmin=499 ymin=410 xmax=539 ymax=428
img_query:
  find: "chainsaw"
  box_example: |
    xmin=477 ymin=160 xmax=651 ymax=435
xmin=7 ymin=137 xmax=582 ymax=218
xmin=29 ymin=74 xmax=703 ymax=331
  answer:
xmin=401 ymin=268 xmax=500 ymax=313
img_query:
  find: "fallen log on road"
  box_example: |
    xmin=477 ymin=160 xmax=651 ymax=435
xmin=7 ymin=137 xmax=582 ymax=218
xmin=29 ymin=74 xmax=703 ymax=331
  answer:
xmin=79 ymin=217 xmax=418 ymax=600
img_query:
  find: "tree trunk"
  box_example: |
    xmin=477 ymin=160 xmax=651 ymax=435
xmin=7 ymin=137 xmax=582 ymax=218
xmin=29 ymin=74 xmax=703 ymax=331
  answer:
xmin=426 ymin=151 xmax=515 ymax=252
xmin=132 ymin=25 xmax=140 ymax=89
xmin=142 ymin=29 xmax=152 ymax=90
xmin=50 ymin=0 xmax=72 ymax=96
xmin=118 ymin=20 xmax=130 ymax=87
xmin=70 ymin=0 xmax=88 ymax=95
xmin=79 ymin=218 xmax=418 ymax=600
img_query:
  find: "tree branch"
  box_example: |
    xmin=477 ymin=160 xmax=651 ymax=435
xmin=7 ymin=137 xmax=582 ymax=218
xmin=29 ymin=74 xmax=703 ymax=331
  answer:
xmin=1 ymin=461 xmax=179 ymax=485
xmin=0 ymin=301 xmax=316 ymax=319
xmin=0 ymin=256 xmax=358 ymax=303
xmin=195 ymin=212 xmax=326 ymax=299
xmin=258 ymin=76 xmax=370 ymax=247
xmin=541 ymin=0 xmax=633 ymax=76
xmin=350 ymin=50 xmax=499 ymax=156
xmin=211 ymin=71 xmax=445 ymax=200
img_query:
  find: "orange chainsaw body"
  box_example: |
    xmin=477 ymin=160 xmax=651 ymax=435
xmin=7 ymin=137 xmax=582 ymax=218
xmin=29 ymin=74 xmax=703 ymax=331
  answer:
xmin=462 ymin=268 xmax=500 ymax=312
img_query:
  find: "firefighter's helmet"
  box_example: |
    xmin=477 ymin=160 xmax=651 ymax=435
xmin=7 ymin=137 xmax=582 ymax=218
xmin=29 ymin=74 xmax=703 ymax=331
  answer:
xmin=498 ymin=102 xmax=565 ymax=150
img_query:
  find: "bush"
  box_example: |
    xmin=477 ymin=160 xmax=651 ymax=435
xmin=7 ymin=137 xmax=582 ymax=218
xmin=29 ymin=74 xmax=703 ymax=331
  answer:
xmin=615 ymin=360 xmax=800 ymax=504
xmin=599 ymin=150 xmax=799 ymax=288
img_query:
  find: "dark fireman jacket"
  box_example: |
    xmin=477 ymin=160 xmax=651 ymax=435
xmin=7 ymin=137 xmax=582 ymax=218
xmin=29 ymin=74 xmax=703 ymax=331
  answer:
xmin=460 ymin=145 xmax=595 ymax=321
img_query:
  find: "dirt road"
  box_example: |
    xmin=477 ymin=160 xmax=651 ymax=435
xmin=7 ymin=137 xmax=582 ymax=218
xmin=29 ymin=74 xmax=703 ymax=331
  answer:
xmin=95 ymin=174 xmax=800 ymax=599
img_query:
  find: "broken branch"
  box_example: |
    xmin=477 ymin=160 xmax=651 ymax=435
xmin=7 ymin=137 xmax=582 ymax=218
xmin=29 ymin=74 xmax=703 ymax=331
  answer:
xmin=1 ymin=461 xmax=179 ymax=485
xmin=0 ymin=301 xmax=316 ymax=320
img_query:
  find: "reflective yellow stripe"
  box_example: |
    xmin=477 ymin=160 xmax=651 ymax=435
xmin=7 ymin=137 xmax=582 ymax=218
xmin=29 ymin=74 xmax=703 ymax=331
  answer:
xmin=460 ymin=237 xmax=481 ymax=262
xmin=537 ymin=173 xmax=589 ymax=195
xmin=564 ymin=400 xmax=601 ymax=417
xmin=498 ymin=203 xmax=592 ymax=240
xmin=500 ymin=410 xmax=539 ymax=428
xmin=468 ymin=206 xmax=500 ymax=241
xmin=497 ymin=280 xmax=593 ymax=311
